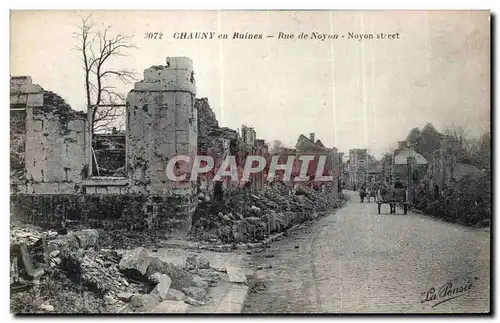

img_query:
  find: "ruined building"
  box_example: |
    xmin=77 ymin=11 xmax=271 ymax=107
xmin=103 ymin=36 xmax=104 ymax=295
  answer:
xmin=276 ymin=133 xmax=342 ymax=194
xmin=392 ymin=141 xmax=428 ymax=186
xmin=241 ymin=125 xmax=256 ymax=146
xmin=10 ymin=57 xmax=198 ymax=231
xmin=241 ymin=126 xmax=268 ymax=193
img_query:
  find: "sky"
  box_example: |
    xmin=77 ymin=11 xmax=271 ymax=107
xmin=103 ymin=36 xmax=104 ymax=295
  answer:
xmin=10 ymin=10 xmax=490 ymax=158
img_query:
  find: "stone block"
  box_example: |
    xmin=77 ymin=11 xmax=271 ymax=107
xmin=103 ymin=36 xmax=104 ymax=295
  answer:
xmin=175 ymin=143 xmax=190 ymax=154
xmin=107 ymin=186 xmax=121 ymax=194
xmin=133 ymin=80 xmax=196 ymax=93
xmin=73 ymin=229 xmax=99 ymax=249
xmin=96 ymin=187 xmax=108 ymax=194
xmin=226 ymin=266 xmax=247 ymax=284
xmin=119 ymin=247 xmax=152 ymax=278
xmin=146 ymin=256 xmax=207 ymax=291
xmin=10 ymin=83 xmax=43 ymax=95
xmin=47 ymin=233 xmax=80 ymax=253
xmin=129 ymin=294 xmax=159 ymax=313
xmin=174 ymin=130 xmax=189 ymax=144
xmin=145 ymin=69 xmax=192 ymax=83
xmin=32 ymin=182 xmax=60 ymax=194
xmin=10 ymin=94 xmax=28 ymax=105
xmin=26 ymin=93 xmax=43 ymax=107
xmin=11 ymin=76 xmax=32 ymax=86
xmin=42 ymin=164 xmax=67 ymax=183
xmin=166 ymin=57 xmax=193 ymax=70
xmin=150 ymin=274 xmax=172 ymax=301
xmin=174 ymin=114 xmax=190 ymax=129
xmin=17 ymin=243 xmax=35 ymax=277
xmin=157 ymin=143 xmax=176 ymax=157
xmin=85 ymin=187 xmax=98 ymax=194
xmin=58 ymin=182 xmax=75 ymax=194
xmin=217 ymin=285 xmax=249 ymax=313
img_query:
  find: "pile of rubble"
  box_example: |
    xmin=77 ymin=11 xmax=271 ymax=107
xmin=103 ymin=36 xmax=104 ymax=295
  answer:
xmin=11 ymin=225 xmax=68 ymax=286
xmin=98 ymin=229 xmax=169 ymax=250
xmin=10 ymin=225 xmax=222 ymax=313
xmin=191 ymin=182 xmax=344 ymax=244
xmin=108 ymin=249 xmax=219 ymax=313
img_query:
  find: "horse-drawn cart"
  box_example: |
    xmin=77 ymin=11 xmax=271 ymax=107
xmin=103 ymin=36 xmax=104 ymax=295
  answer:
xmin=376 ymin=187 xmax=409 ymax=215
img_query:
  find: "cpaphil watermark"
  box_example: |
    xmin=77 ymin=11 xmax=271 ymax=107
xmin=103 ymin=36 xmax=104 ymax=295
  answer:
xmin=165 ymin=154 xmax=335 ymax=182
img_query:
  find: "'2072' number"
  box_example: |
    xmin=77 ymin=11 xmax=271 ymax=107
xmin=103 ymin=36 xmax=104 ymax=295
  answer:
xmin=145 ymin=32 xmax=163 ymax=39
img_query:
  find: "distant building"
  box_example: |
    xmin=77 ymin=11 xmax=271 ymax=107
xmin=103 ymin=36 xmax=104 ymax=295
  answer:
xmin=367 ymin=163 xmax=383 ymax=183
xmin=295 ymin=133 xmax=327 ymax=152
xmin=280 ymin=132 xmax=342 ymax=195
xmin=348 ymin=149 xmax=368 ymax=189
xmin=391 ymin=141 xmax=428 ymax=194
xmin=241 ymin=125 xmax=257 ymax=146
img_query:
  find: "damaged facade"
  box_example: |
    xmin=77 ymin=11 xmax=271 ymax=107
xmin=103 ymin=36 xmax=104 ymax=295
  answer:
xmin=269 ymin=133 xmax=342 ymax=195
xmin=10 ymin=57 xmax=198 ymax=231
xmin=196 ymin=98 xmax=269 ymax=197
xmin=10 ymin=57 xmax=341 ymax=233
xmin=347 ymin=148 xmax=368 ymax=189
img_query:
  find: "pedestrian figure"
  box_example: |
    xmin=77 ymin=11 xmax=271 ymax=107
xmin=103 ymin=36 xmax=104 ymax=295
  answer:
xmin=359 ymin=187 xmax=366 ymax=203
xmin=369 ymin=185 xmax=377 ymax=203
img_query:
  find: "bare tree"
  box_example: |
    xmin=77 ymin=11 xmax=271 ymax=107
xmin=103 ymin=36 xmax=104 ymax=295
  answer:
xmin=74 ymin=15 xmax=138 ymax=133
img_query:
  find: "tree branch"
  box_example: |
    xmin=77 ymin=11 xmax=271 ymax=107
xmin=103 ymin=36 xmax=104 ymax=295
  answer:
xmin=75 ymin=16 xmax=137 ymax=133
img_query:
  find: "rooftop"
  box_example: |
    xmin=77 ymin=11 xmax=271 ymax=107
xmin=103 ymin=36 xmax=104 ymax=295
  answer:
xmin=394 ymin=147 xmax=428 ymax=165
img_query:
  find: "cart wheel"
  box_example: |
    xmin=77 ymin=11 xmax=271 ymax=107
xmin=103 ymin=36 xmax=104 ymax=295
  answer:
xmin=404 ymin=204 xmax=408 ymax=215
xmin=377 ymin=203 xmax=381 ymax=214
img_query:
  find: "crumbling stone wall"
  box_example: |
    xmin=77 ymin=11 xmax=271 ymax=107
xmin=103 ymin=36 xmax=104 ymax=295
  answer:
xmin=11 ymin=58 xmax=200 ymax=232
xmin=196 ymin=98 xmax=244 ymax=196
xmin=241 ymin=125 xmax=256 ymax=146
xmin=197 ymin=98 xmax=241 ymax=156
xmin=10 ymin=194 xmax=186 ymax=230
xmin=125 ymin=57 xmax=199 ymax=230
xmin=10 ymin=77 xmax=88 ymax=195
xmin=10 ymin=109 xmax=26 ymax=184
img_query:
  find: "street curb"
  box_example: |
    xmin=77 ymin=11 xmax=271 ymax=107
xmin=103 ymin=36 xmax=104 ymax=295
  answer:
xmin=216 ymin=283 xmax=249 ymax=313
xmin=184 ymin=266 xmax=249 ymax=314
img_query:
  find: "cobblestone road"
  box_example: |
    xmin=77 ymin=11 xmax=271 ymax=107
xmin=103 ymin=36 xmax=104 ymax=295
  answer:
xmin=243 ymin=191 xmax=490 ymax=313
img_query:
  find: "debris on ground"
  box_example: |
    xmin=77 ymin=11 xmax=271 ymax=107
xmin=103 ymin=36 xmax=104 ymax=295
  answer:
xmin=98 ymin=229 xmax=170 ymax=250
xmin=10 ymin=226 xmax=221 ymax=314
xmin=190 ymin=182 xmax=345 ymax=244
